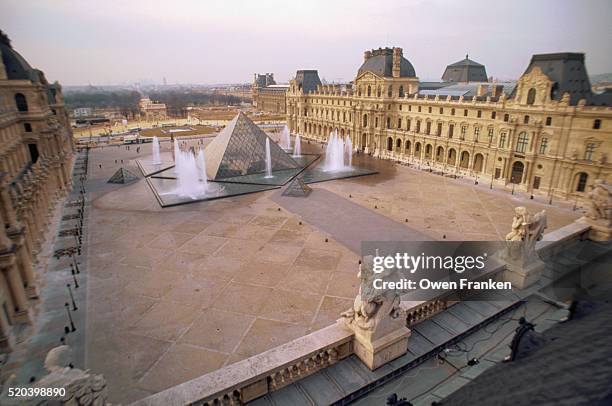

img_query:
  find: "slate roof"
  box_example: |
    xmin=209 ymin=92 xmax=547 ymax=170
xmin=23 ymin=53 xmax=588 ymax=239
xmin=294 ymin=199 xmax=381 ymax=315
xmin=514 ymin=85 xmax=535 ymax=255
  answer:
xmin=0 ymin=40 xmax=41 ymax=82
xmin=442 ymin=55 xmax=488 ymax=83
xmin=294 ymin=70 xmax=322 ymax=94
xmin=442 ymin=302 xmax=612 ymax=406
xmin=358 ymin=48 xmax=416 ymax=78
xmin=511 ymin=52 xmax=596 ymax=106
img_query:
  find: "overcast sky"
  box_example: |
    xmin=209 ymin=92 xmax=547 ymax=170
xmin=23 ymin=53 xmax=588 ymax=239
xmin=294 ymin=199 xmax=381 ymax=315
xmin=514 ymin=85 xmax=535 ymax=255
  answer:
xmin=1 ymin=0 xmax=611 ymax=85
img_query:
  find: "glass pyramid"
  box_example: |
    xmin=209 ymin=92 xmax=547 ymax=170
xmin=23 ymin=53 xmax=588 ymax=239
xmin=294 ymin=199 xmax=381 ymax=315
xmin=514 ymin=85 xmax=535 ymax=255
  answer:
xmin=205 ymin=113 xmax=300 ymax=179
xmin=107 ymin=167 xmax=139 ymax=184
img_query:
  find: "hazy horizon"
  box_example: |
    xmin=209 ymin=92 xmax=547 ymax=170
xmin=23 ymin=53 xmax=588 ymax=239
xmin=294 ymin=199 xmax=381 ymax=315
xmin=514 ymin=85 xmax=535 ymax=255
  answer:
xmin=1 ymin=0 xmax=611 ymax=86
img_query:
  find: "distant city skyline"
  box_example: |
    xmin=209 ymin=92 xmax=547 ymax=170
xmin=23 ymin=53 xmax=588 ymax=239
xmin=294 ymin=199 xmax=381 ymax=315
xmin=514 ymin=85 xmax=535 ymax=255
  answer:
xmin=1 ymin=0 xmax=611 ymax=86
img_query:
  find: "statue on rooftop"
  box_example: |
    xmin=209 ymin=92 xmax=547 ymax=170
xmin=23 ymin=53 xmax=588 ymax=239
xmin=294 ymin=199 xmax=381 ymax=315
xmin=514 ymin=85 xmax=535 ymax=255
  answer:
xmin=586 ymin=179 xmax=612 ymax=223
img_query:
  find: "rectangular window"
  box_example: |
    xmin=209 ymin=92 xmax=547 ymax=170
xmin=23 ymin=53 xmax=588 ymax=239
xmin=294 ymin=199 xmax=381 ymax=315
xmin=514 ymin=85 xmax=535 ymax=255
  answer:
xmin=593 ymin=119 xmax=601 ymax=129
xmin=585 ymin=143 xmax=596 ymax=161
xmin=407 ymin=119 xmax=411 ymax=131
xmin=533 ymin=176 xmax=541 ymax=189
xmin=504 ymin=114 xmax=509 ymax=122
xmin=439 ymin=107 xmax=443 ymax=114
xmin=464 ymin=109 xmax=468 ymax=117
xmin=539 ymin=138 xmax=548 ymax=154
xmin=398 ymin=118 xmax=402 ymax=129
xmin=488 ymin=128 xmax=494 ymax=144
xmin=495 ymin=168 xmax=501 ymax=179
xmin=460 ymin=126 xmax=467 ymax=140
xmin=546 ymin=116 xmax=552 ymax=126
xmin=437 ymin=122 xmax=442 ymax=136
xmin=474 ymin=127 xmax=480 ymax=142
xmin=477 ymin=110 xmax=482 ymax=118
xmin=426 ymin=121 xmax=431 ymax=134
xmin=491 ymin=111 xmax=496 ymax=119
xmin=448 ymin=124 xmax=454 ymax=138
xmin=499 ymin=133 xmax=506 ymax=148
xmin=428 ymin=107 xmax=432 ymax=113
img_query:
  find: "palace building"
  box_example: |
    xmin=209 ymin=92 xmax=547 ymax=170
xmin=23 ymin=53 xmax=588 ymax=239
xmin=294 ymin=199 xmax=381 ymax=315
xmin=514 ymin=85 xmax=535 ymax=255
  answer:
xmin=252 ymin=72 xmax=288 ymax=114
xmin=0 ymin=31 xmax=73 ymax=350
xmin=286 ymin=47 xmax=612 ymax=201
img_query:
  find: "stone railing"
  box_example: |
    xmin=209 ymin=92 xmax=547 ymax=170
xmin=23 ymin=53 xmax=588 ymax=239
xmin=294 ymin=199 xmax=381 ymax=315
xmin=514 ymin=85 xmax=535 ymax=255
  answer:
xmin=403 ymin=299 xmax=454 ymax=327
xmin=130 ymin=324 xmax=353 ymax=406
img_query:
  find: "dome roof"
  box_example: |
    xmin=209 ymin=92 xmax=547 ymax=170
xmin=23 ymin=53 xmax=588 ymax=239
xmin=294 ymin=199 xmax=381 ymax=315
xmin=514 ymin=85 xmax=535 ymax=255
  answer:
xmin=1 ymin=35 xmax=40 ymax=82
xmin=358 ymin=47 xmax=416 ymax=78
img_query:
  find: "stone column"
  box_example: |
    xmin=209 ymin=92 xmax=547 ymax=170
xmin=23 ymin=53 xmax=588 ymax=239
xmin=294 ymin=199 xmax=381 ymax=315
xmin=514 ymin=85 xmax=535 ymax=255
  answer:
xmin=0 ymin=256 xmax=31 ymax=324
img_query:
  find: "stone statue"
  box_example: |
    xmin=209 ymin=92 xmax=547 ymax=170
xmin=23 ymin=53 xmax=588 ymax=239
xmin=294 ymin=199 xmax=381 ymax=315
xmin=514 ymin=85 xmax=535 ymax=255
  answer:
xmin=339 ymin=255 xmax=410 ymax=370
xmin=505 ymin=206 xmax=529 ymax=241
xmin=501 ymin=207 xmax=547 ymax=289
xmin=341 ymin=255 xmax=402 ymax=331
xmin=586 ymin=179 xmax=612 ymax=223
xmin=0 ymin=346 xmax=109 ymax=405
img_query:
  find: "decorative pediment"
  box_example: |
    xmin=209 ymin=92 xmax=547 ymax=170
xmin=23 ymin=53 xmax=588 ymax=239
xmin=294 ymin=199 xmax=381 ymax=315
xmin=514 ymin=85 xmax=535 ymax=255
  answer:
xmin=514 ymin=66 xmax=553 ymax=106
xmin=354 ymin=71 xmax=383 ymax=83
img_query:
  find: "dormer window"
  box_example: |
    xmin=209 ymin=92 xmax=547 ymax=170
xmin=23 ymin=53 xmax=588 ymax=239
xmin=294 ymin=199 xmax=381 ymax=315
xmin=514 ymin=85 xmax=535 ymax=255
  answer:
xmin=527 ymin=88 xmax=536 ymax=105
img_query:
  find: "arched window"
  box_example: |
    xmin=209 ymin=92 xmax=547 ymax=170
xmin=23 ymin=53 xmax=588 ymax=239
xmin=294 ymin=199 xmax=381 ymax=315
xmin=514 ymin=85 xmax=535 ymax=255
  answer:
xmin=526 ymin=88 xmax=536 ymax=105
xmin=460 ymin=151 xmax=470 ymax=168
xmin=539 ymin=138 xmax=548 ymax=154
xmin=425 ymin=144 xmax=433 ymax=159
xmin=473 ymin=153 xmax=484 ymax=172
xmin=576 ymin=172 xmax=588 ymax=192
xmin=399 ymin=85 xmax=404 ymax=97
xmin=516 ymin=132 xmax=529 ymax=153
xmin=405 ymin=140 xmax=411 ymax=152
xmin=367 ymin=85 xmax=371 ymax=97
xmin=396 ymin=138 xmax=402 ymax=149
xmin=387 ymin=137 xmax=393 ymax=151
xmin=15 ymin=93 xmax=28 ymax=112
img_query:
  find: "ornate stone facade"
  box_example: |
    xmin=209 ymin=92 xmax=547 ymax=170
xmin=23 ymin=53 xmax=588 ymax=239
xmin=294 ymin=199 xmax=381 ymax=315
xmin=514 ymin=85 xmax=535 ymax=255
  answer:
xmin=252 ymin=73 xmax=287 ymax=114
xmin=286 ymin=48 xmax=612 ymax=202
xmin=0 ymin=31 xmax=73 ymax=351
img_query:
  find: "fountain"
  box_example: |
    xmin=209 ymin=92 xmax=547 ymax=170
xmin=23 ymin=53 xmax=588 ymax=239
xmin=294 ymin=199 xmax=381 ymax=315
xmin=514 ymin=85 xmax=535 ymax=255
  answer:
xmin=197 ymin=149 xmax=208 ymax=188
xmin=324 ymin=130 xmax=353 ymax=172
xmin=280 ymin=125 xmax=291 ymax=150
xmin=293 ymin=133 xmax=302 ymax=157
xmin=152 ymin=136 xmax=161 ymax=164
xmin=265 ymin=138 xmax=273 ymax=178
xmin=171 ymin=139 xmax=210 ymax=199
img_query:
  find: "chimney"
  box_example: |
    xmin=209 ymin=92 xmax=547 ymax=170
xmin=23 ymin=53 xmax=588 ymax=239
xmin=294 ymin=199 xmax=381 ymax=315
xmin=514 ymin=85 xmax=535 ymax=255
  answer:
xmin=476 ymin=84 xmax=488 ymax=97
xmin=392 ymin=47 xmax=402 ymax=78
xmin=491 ymin=84 xmax=504 ymax=98
xmin=364 ymin=50 xmax=372 ymax=62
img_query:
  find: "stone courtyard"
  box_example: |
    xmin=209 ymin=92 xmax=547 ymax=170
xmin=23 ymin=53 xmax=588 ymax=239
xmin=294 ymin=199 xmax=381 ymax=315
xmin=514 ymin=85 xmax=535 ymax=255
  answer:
xmin=82 ymin=136 xmax=580 ymax=403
